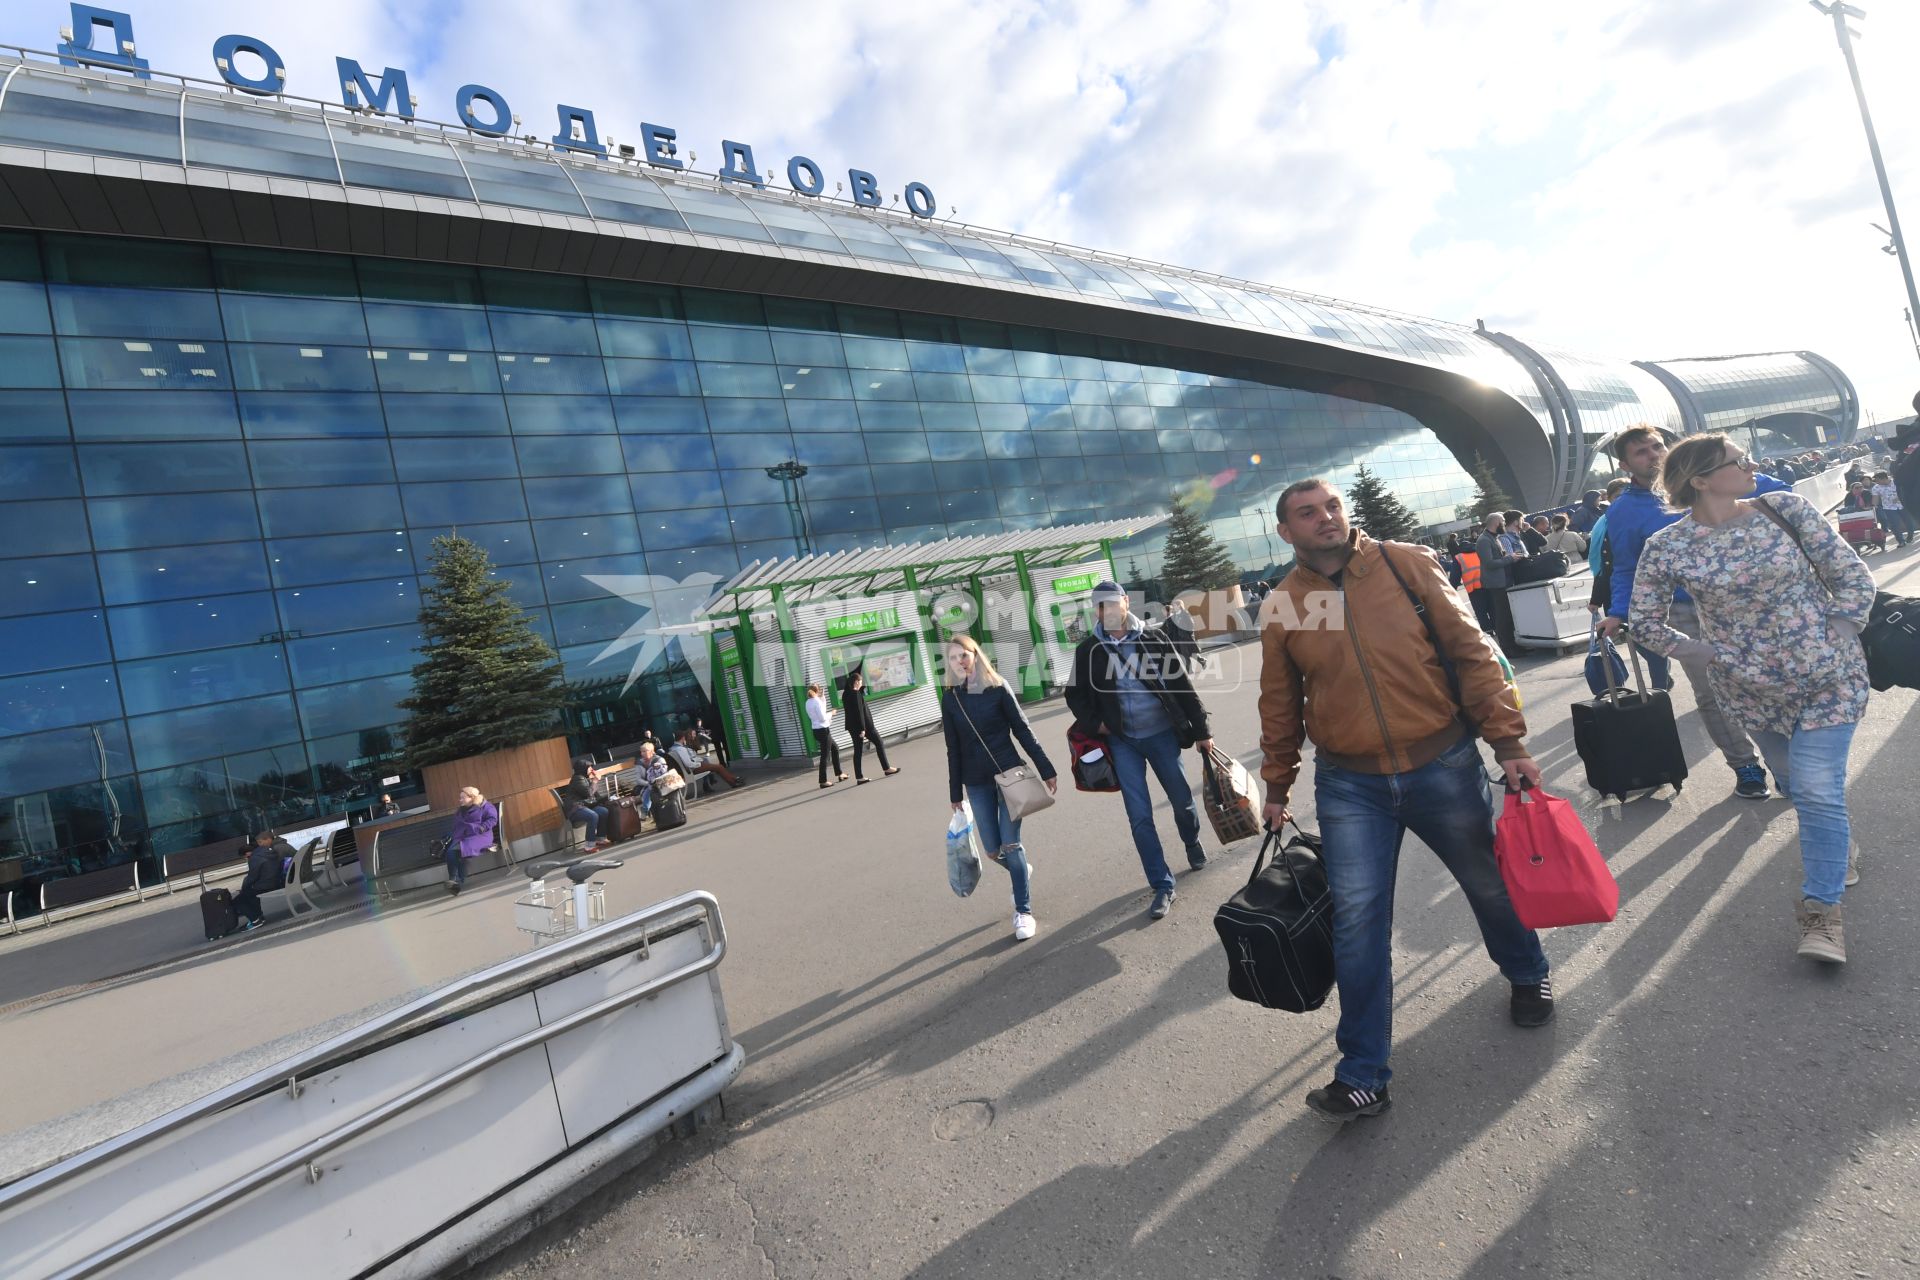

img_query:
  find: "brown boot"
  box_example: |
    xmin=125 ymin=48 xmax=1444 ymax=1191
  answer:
xmin=1795 ymin=898 xmax=1846 ymax=964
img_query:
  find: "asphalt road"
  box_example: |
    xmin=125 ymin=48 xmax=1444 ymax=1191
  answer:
xmin=458 ymin=550 xmax=1920 ymax=1280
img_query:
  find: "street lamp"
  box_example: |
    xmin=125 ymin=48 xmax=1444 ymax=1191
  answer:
xmin=1811 ymin=2 xmax=1920 ymax=368
xmin=765 ymin=459 xmax=812 ymax=555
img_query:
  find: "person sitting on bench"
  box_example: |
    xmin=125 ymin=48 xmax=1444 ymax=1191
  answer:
xmin=634 ymin=742 xmax=674 ymax=817
xmin=232 ymin=830 xmax=295 ymax=930
xmin=671 ymin=729 xmax=743 ymax=791
xmin=563 ymin=758 xmax=613 ymax=851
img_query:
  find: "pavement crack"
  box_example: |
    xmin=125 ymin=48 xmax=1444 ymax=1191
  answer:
xmin=710 ymin=1145 xmax=780 ymax=1280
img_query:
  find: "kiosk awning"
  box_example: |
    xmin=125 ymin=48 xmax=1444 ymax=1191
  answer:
xmin=694 ymin=516 xmax=1167 ymax=618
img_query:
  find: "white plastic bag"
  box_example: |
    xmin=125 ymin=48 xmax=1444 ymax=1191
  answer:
xmin=946 ymin=803 xmax=983 ymax=898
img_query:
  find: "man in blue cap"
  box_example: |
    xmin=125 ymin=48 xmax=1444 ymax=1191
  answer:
xmin=1065 ymin=580 xmax=1214 ymax=919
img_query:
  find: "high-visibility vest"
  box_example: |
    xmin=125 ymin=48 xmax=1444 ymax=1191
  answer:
xmin=1458 ymin=551 xmax=1482 ymax=592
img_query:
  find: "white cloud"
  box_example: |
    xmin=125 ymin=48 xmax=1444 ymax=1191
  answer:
xmin=67 ymin=0 xmax=1920 ymax=421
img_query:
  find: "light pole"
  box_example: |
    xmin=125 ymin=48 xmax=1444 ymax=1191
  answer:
xmin=765 ymin=459 xmax=812 ymax=555
xmin=1811 ymin=2 xmax=1920 ymax=369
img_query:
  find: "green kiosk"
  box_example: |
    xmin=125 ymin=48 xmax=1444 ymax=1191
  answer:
xmin=692 ymin=517 xmax=1167 ymax=762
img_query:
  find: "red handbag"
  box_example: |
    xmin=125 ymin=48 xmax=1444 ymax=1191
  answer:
xmin=1067 ymin=727 xmax=1120 ymax=793
xmin=1494 ymin=787 xmax=1618 ymax=929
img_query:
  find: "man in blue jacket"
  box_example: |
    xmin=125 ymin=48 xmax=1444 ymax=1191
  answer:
xmin=1599 ymin=425 xmax=1788 ymax=800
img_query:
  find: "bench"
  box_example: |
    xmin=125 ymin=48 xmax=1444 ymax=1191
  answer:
xmin=364 ymin=801 xmax=509 ymax=901
xmin=256 ymin=838 xmax=342 ymax=920
xmin=30 ymin=862 xmax=146 ymax=930
xmin=155 ymin=841 xmax=251 ymax=894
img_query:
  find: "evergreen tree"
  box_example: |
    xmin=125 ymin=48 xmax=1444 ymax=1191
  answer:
xmin=1457 ymin=452 xmax=1516 ymax=521
xmin=1160 ymin=493 xmax=1242 ymax=598
xmin=1346 ymin=463 xmax=1422 ymax=541
xmin=400 ymin=534 xmax=568 ymax=768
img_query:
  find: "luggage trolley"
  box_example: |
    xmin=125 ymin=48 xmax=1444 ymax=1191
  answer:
xmin=515 ymin=857 xmax=623 ymax=946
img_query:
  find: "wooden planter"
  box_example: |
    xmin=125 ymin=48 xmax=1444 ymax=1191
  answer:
xmin=420 ymin=736 xmax=575 ymax=846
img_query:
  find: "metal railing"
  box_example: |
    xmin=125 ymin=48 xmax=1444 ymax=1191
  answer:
xmin=0 ymin=890 xmax=728 ymax=1278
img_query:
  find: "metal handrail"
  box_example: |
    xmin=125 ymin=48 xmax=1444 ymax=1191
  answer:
xmin=0 ymin=890 xmax=723 ymax=1211
xmin=39 ymin=889 xmax=728 ymax=1280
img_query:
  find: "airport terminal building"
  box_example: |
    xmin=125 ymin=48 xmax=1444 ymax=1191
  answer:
xmin=0 ymin=16 xmax=1862 ymax=896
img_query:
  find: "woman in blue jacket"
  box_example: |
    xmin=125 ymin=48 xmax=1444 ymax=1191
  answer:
xmin=941 ymin=634 xmax=1057 ymax=942
xmin=444 ymin=786 xmax=500 ymax=896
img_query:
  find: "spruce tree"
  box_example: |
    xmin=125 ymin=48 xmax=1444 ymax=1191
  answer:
xmin=400 ymin=534 xmax=568 ymax=768
xmin=1160 ymin=493 xmax=1243 ymax=598
xmin=1458 ymin=452 xmax=1516 ymax=521
xmin=1346 ymin=463 xmax=1422 ymax=542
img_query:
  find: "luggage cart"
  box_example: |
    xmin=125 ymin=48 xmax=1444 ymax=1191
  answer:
xmin=515 ymin=857 xmax=621 ymax=947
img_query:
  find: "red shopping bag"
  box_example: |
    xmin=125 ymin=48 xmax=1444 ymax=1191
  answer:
xmin=1494 ymin=787 xmax=1618 ymax=929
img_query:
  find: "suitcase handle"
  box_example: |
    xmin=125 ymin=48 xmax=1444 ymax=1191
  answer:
xmin=1600 ymin=627 xmax=1652 ymax=706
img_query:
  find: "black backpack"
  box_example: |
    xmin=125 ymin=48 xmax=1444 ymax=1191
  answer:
xmin=1212 ymin=826 xmax=1336 ymax=1013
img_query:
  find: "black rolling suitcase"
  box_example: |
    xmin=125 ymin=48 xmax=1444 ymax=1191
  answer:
xmin=200 ymin=887 xmax=237 ymax=940
xmin=653 ymin=786 xmax=687 ymax=831
xmin=1571 ymin=634 xmax=1687 ymax=800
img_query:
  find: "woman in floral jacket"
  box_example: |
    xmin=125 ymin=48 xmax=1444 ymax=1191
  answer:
xmin=1629 ymin=434 xmax=1876 ymax=965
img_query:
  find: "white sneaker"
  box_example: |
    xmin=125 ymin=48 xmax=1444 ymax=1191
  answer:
xmin=1846 ymin=841 xmax=1860 ymax=888
xmin=1013 ymin=912 xmax=1037 ymax=941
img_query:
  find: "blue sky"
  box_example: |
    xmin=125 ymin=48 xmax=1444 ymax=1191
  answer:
xmin=38 ymin=0 xmax=1920 ymax=424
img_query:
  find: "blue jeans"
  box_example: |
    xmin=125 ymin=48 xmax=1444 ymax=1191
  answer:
xmin=1313 ymin=735 xmax=1549 ymax=1090
xmin=444 ymin=843 xmax=467 ymax=885
xmin=1109 ymin=727 xmax=1203 ymax=893
xmin=964 ymin=782 xmax=1031 ymax=915
xmin=1881 ymin=506 xmax=1916 ymax=543
xmin=569 ymin=804 xmax=609 ymax=842
xmin=1749 ymin=721 xmax=1857 ymax=904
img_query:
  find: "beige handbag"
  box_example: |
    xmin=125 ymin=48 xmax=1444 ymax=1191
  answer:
xmin=955 ymin=689 xmax=1055 ymax=820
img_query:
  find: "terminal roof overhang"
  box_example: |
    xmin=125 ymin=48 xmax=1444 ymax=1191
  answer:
xmin=0 ymin=52 xmax=1562 ymax=502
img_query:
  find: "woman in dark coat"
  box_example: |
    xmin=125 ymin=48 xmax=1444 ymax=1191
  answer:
xmin=840 ymin=663 xmax=900 ymax=784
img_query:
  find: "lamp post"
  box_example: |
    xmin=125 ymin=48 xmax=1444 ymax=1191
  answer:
xmin=765 ymin=459 xmax=812 ymax=555
xmin=1811 ymin=2 xmax=1920 ymax=369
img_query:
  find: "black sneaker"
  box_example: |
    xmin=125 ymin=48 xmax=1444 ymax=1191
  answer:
xmin=1733 ymin=764 xmax=1769 ymax=800
xmin=1148 ymin=888 xmax=1176 ymax=919
xmin=1185 ymin=842 xmax=1209 ymax=871
xmin=1305 ymin=1078 xmax=1391 ymax=1123
xmin=1510 ymin=977 xmax=1555 ymax=1027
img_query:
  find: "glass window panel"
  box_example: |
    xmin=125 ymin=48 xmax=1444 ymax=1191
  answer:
xmin=548 ymin=596 xmax=635 ymax=648
xmin=211 ymin=246 xmax=358 ymax=299
xmin=597 ymin=318 xmax=691 ymax=360
xmin=286 ymin=624 xmax=420 ymax=687
xmin=227 ymin=342 xmax=376 ymax=392
xmin=588 ymin=280 xmax=681 ymax=321
xmin=811 ymin=211 xmax=916 ymax=265
xmin=504 ymin=395 xmax=616 ymax=434
xmin=524 ymin=474 xmax=630 ymax=518
xmin=246 ymin=438 xmax=394 ymax=489
xmin=717 ymin=468 xmax=785 ymax=507
xmin=44 ymin=237 xmax=211 ymax=290
xmin=409 ymin=520 xmax=537 ymax=568
xmin=297 ymin=673 xmax=411 ymax=740
xmin=640 ymin=506 xmax=731 ymax=549
xmin=0 ymin=721 xmax=133 ymax=790
xmin=217 ymin=293 xmax=368 ymax=345
xmin=0 ymin=665 xmax=123 ymax=740
xmin=128 ymin=692 xmax=302 ymax=772
xmin=258 ymin=484 xmax=404 ymax=538
xmin=489 ymin=311 xmax=600 ymax=356
xmin=604 ymin=358 xmax=699 ymax=398
xmin=0 ymin=444 xmax=80 ymax=499
xmin=785 ymin=400 xmax=861 ymax=433
xmin=1035 ymin=433 xmax=1080 ymax=458
xmin=333 ymin=122 xmax=474 ymax=198
xmin=390 ymin=436 xmax=517 ymax=482
xmin=267 ymin=530 xmax=412 ymax=587
xmin=566 ymin=167 xmax=691 ymax=232
xmin=621 ymin=435 xmax=717 ymax=473
xmin=59 ymin=336 xmax=231 ymax=390
xmin=459 ymin=147 xmax=588 ymax=215
xmin=532 ymin=513 xmax=642 ymax=559
xmin=697 ymin=362 xmax=783 ymax=399
xmin=0 ymin=70 xmax=182 ymax=163
xmin=661 ymin=188 xmax=773 ymax=243
xmin=867 ymin=462 xmax=937 ymax=494
xmin=400 ymin=478 xmax=527 ymax=525
xmin=864 ymin=432 xmax=930 ymax=464
xmin=117 ymin=644 xmax=291 ymax=716
xmin=750 ymin=204 xmax=850 ymax=254
xmin=630 ymin=471 xmax=722 ymax=513
xmin=476 ymin=269 xmax=587 ymax=313
xmin=0 ymin=607 xmax=108 ymax=675
xmin=709 ymin=434 xmax=799 ymax=470
xmin=612 ymin=396 xmax=706 ymax=435
xmin=67 ymin=391 xmax=241 ymax=441
xmin=381 ymin=393 xmax=511 ymax=436
xmin=722 ymin=503 xmax=796 ymax=541
xmin=370 ymin=348 xmax=500 ymax=394
xmin=779 ymin=366 xmax=853 ymax=399
xmin=96 ymin=542 xmax=272 ymax=605
xmin=357 ymin=259 xmax=482 ymax=306
xmin=363 ymin=301 xmax=493 ymax=349
xmin=237 ymin=391 xmax=385 ymax=438
xmin=791 ymin=433 xmax=866 ymax=466
xmin=643 ymin=543 xmax=738 ymax=580
xmin=89 ymin=491 xmax=259 ymax=549
xmin=515 ymin=435 xmax=623 ymax=476
xmin=138 ymin=743 xmax=314 ymax=836
xmin=496 ymin=352 xmax=608 ymax=395
xmin=79 ymin=441 xmax=250 ymax=495
xmin=855 ymin=402 xmax=923 ymax=433
xmin=50 ymin=286 xmax=223 ymax=339
xmin=0 ymin=336 xmax=61 ymax=387
xmin=927 ymin=432 xmax=985 ymax=461
xmin=0 ymin=553 xmax=100 ymax=618
xmin=983 ymin=430 xmax=1036 ymax=459
xmin=109 ymin=592 xmax=280 ymax=661
xmin=0 ymin=390 xmax=71 ymax=442
xmin=805 ymin=497 xmax=881 ymax=535
xmin=683 ymin=292 xmax=766 ymax=327
xmin=540 ymin=553 xmax=646 ymax=604
xmin=770 ymin=331 xmax=845 ymax=367
xmin=689 ymin=325 xmax=774 ymax=363
xmin=277 ymin=578 xmax=420 ymax=636
xmin=184 ymin=95 xmax=339 ymax=181
xmin=704 ymin=400 xmax=789 ymax=433
xmin=790 ymin=464 xmax=873 ymax=500
xmin=911 ymin=372 xmax=972 ymax=402
xmin=0 ymin=498 xmax=90 ymax=555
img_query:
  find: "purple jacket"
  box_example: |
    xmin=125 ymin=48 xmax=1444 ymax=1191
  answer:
xmin=448 ymin=802 xmax=499 ymax=859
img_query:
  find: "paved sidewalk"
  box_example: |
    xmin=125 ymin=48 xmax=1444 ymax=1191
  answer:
xmin=6 ymin=551 xmax=1919 ymax=1279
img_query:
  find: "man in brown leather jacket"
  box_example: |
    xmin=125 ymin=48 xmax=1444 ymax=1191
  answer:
xmin=1258 ymin=478 xmax=1554 ymax=1124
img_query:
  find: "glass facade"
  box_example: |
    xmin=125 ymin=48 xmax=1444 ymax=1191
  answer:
xmin=1648 ymin=354 xmax=1854 ymax=440
xmin=0 ymin=230 xmax=1481 ymax=896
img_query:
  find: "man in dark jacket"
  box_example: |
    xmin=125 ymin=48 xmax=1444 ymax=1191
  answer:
xmin=1568 ymin=490 xmax=1605 ymax=534
xmin=562 ymin=757 xmax=613 ymax=851
xmin=232 ymin=830 xmax=294 ymax=929
xmin=1064 ymin=581 xmax=1214 ymax=919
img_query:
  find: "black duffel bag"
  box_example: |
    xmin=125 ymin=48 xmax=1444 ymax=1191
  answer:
xmin=1212 ymin=825 xmax=1336 ymax=1013
xmin=1862 ymin=591 xmax=1920 ymax=691
xmin=1510 ymin=550 xmax=1570 ymax=584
